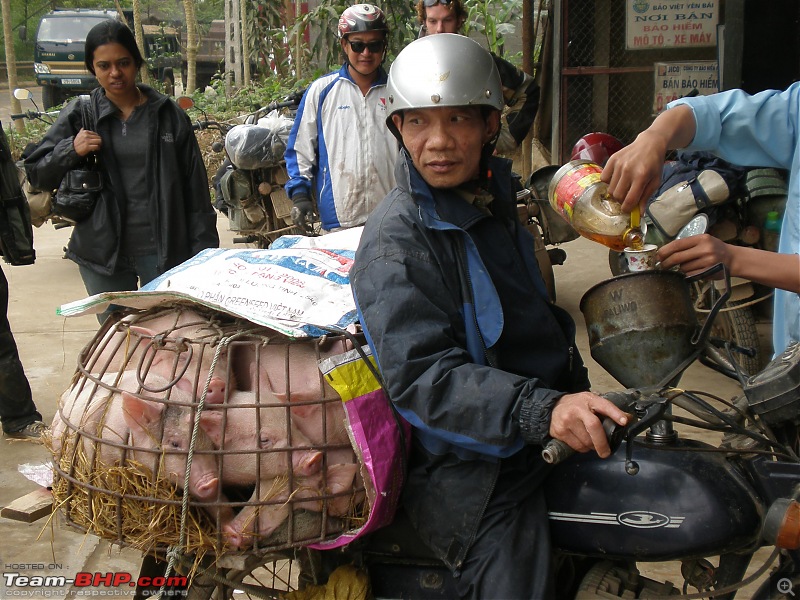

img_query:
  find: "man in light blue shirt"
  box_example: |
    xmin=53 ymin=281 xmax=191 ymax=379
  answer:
xmin=601 ymin=84 xmax=800 ymax=357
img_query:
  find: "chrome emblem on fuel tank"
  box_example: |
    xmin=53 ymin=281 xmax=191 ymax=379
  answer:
xmin=549 ymin=511 xmax=684 ymax=529
xmin=618 ymin=511 xmax=671 ymax=528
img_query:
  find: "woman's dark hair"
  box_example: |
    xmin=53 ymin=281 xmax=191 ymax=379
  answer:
xmin=84 ymin=20 xmax=144 ymax=74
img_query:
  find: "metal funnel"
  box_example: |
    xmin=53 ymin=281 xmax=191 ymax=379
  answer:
xmin=580 ymin=271 xmax=699 ymax=388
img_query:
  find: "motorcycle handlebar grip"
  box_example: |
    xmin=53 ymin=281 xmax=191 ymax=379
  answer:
xmin=542 ymin=438 xmax=574 ymax=465
xmin=10 ymin=113 xmax=26 ymax=120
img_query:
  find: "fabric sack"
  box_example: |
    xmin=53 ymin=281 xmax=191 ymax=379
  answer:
xmin=0 ymin=125 xmax=35 ymax=265
xmin=311 ymin=344 xmax=411 ymax=550
xmin=20 ymin=172 xmax=53 ymax=227
xmin=52 ymin=95 xmax=102 ymax=224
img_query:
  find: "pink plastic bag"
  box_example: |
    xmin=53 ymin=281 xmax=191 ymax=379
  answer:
xmin=311 ymin=345 xmax=410 ymax=549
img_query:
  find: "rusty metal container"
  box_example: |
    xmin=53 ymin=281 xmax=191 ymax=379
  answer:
xmin=579 ymin=270 xmax=698 ymax=388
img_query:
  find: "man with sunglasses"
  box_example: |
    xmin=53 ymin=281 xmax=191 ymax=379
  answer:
xmin=285 ymin=3 xmax=398 ymax=234
xmin=416 ymin=0 xmax=540 ymax=154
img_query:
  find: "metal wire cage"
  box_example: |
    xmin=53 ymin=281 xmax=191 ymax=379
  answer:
xmin=49 ymin=303 xmax=368 ymax=559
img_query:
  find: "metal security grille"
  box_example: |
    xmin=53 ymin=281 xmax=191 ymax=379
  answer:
xmin=557 ymin=0 xmax=719 ymax=163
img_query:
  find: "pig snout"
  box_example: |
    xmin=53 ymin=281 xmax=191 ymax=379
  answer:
xmin=182 ymin=375 xmax=228 ymax=405
xmin=205 ymin=376 xmax=228 ymax=405
xmin=222 ymin=525 xmax=247 ymax=549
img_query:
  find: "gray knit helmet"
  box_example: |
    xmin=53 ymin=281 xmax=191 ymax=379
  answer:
xmin=386 ymin=34 xmax=503 ymax=139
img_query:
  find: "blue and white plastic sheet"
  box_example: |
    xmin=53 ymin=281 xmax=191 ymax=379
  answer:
xmin=57 ymin=227 xmax=363 ymax=338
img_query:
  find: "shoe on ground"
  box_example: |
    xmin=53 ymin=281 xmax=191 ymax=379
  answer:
xmin=4 ymin=421 xmax=47 ymax=440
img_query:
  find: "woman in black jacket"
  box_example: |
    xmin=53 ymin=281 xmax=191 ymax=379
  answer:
xmin=25 ymin=20 xmax=218 ymax=323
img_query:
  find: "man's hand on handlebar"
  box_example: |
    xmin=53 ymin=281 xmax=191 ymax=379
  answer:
xmin=550 ymin=391 xmax=630 ymax=458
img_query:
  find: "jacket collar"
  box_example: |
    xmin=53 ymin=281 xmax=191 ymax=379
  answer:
xmin=339 ymin=63 xmax=389 ymax=88
xmin=394 ymin=149 xmax=515 ymax=231
xmin=91 ymin=85 xmax=168 ymax=123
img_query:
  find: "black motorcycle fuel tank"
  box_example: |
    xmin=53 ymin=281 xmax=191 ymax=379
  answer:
xmin=545 ymin=438 xmax=762 ymax=560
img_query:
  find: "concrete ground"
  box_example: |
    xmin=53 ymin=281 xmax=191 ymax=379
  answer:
xmin=0 ymin=213 xmax=774 ymax=597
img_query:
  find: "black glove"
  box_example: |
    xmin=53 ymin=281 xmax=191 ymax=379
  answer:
xmin=290 ymin=194 xmax=315 ymax=234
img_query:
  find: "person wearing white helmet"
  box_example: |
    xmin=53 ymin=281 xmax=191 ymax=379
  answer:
xmin=351 ymin=34 xmax=627 ymax=598
xmin=284 ymin=3 xmax=399 ymax=233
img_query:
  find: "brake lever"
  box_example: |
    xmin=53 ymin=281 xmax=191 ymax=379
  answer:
xmin=621 ymin=389 xmax=683 ymax=474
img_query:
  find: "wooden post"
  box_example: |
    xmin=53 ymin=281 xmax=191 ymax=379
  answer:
xmin=240 ymin=0 xmax=250 ymax=85
xmin=521 ymin=0 xmax=533 ymax=180
xmin=1 ymin=0 xmax=24 ymax=133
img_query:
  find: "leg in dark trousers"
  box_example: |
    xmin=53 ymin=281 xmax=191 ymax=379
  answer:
xmin=0 ymin=265 xmax=42 ymax=434
xmin=455 ymin=451 xmax=554 ymax=600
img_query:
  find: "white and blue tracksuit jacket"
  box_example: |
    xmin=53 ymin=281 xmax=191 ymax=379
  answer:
xmin=284 ymin=64 xmax=398 ymax=231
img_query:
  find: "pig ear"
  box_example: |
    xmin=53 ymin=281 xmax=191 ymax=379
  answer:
xmin=199 ymin=411 xmax=224 ymax=447
xmin=294 ymin=449 xmax=323 ymax=476
xmin=121 ymin=392 xmax=164 ymax=429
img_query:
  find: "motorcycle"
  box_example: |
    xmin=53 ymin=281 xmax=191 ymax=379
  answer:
xmin=176 ymin=265 xmax=800 ymax=600
xmin=516 ymin=164 xmax=581 ymax=303
xmin=189 ymin=91 xmax=308 ymax=248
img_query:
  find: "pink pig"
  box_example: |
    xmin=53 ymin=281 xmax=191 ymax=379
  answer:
xmin=82 ymin=306 xmax=234 ymax=405
xmin=222 ymin=462 xmax=360 ymax=549
xmin=198 ymin=389 xmax=324 ymax=482
xmin=51 ymin=371 xmax=223 ymax=503
xmin=251 ymin=341 xmax=353 ymax=460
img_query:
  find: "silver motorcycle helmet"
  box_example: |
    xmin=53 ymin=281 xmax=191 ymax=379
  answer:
xmin=386 ymin=34 xmax=503 ymax=140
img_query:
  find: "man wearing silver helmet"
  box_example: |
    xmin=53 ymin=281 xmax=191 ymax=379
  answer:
xmin=284 ymin=3 xmax=398 ymax=234
xmin=351 ymin=34 xmax=628 ymax=597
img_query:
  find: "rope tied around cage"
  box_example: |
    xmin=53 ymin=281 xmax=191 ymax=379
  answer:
xmin=154 ymin=332 xmax=239 ymax=599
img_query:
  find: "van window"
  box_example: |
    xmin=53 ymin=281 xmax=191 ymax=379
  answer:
xmin=37 ymin=16 xmax=112 ymax=43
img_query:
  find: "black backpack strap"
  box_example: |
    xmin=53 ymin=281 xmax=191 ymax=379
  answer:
xmin=79 ymin=94 xmax=95 ymax=131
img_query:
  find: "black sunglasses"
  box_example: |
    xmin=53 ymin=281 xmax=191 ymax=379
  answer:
xmin=423 ymin=0 xmax=452 ymax=6
xmin=347 ymin=39 xmax=386 ymax=54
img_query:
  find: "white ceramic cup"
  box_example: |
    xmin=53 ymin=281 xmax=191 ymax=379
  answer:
xmin=624 ymin=243 xmax=658 ymax=272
